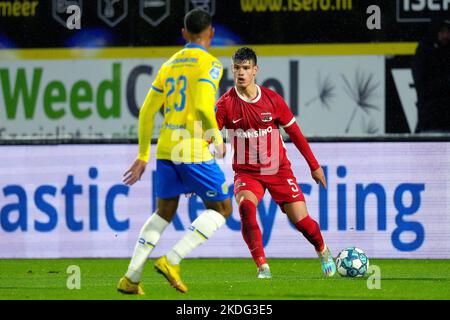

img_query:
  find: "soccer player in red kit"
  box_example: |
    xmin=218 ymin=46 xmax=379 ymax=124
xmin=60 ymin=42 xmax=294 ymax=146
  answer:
xmin=216 ymin=47 xmax=336 ymax=278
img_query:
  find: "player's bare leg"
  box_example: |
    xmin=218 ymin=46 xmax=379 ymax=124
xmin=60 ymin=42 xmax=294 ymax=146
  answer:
xmin=118 ymin=197 xmax=179 ymax=295
xmin=284 ymin=201 xmax=336 ymax=277
xmin=156 ymin=198 xmax=232 ymax=293
xmin=236 ymin=190 xmax=271 ymax=279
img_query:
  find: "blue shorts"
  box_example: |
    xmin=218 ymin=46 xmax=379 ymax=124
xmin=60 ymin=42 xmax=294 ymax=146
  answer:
xmin=155 ymin=159 xmax=229 ymax=201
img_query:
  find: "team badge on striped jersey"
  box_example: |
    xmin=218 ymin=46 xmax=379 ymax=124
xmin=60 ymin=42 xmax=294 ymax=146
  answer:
xmin=261 ymin=112 xmax=273 ymax=122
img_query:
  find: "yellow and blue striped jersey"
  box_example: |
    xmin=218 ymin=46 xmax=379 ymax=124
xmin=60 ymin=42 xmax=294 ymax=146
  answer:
xmin=137 ymin=43 xmax=223 ymax=163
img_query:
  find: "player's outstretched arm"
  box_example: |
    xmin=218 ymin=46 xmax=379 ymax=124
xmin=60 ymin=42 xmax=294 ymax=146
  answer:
xmin=124 ymin=87 xmax=164 ymax=186
xmin=284 ymin=121 xmax=319 ymax=168
xmin=284 ymin=121 xmax=326 ymax=187
xmin=195 ymin=81 xmax=224 ymax=151
xmin=137 ymin=88 xmax=164 ymax=162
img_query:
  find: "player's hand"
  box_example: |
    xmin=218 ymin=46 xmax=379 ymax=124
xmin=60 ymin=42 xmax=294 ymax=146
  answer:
xmin=214 ymin=142 xmax=226 ymax=159
xmin=123 ymin=159 xmax=147 ymax=186
xmin=311 ymin=166 xmax=327 ymax=189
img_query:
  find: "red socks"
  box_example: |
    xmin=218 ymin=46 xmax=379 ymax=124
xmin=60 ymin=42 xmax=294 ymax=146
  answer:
xmin=239 ymin=200 xmax=266 ymax=267
xmin=295 ymin=215 xmax=325 ymax=252
xmin=240 ymin=199 xmax=324 ymax=263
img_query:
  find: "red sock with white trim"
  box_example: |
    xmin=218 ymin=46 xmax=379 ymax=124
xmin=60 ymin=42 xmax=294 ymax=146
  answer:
xmin=295 ymin=215 xmax=325 ymax=252
xmin=239 ymin=200 xmax=266 ymax=267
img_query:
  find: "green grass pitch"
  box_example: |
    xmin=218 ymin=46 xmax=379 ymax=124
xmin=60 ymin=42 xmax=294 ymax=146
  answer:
xmin=0 ymin=258 xmax=449 ymax=300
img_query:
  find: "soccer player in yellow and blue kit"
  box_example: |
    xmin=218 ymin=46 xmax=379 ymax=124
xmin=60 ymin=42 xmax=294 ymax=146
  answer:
xmin=117 ymin=9 xmax=232 ymax=295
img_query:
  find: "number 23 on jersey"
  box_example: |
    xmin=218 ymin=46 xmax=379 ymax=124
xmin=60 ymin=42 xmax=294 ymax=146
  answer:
xmin=165 ymin=75 xmax=187 ymax=113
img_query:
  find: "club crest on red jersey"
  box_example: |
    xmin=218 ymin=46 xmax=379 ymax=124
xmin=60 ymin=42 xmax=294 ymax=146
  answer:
xmin=261 ymin=112 xmax=273 ymax=122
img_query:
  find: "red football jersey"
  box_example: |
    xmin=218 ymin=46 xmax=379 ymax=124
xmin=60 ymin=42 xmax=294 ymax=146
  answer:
xmin=216 ymin=85 xmax=296 ymax=175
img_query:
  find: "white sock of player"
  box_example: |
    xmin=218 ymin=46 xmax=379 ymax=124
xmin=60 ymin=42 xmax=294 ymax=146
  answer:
xmin=166 ymin=209 xmax=226 ymax=265
xmin=125 ymin=213 xmax=169 ymax=283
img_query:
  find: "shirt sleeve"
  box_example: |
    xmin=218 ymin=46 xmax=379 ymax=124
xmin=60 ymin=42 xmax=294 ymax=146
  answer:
xmin=137 ymin=86 xmax=165 ymax=163
xmin=195 ymin=58 xmax=224 ymax=146
xmin=215 ymin=98 xmax=228 ymax=130
xmin=284 ymin=122 xmax=320 ymax=171
xmin=275 ymin=93 xmax=296 ymax=128
xmin=150 ymin=65 xmax=165 ymax=94
xmin=198 ymin=58 xmax=222 ymax=93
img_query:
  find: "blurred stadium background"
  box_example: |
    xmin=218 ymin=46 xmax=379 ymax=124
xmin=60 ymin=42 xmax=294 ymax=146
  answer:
xmin=0 ymin=0 xmax=449 ymax=299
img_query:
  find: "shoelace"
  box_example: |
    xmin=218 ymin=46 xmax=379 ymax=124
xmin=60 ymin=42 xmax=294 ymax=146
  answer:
xmin=319 ymin=249 xmax=335 ymax=274
xmin=320 ymin=248 xmax=333 ymax=263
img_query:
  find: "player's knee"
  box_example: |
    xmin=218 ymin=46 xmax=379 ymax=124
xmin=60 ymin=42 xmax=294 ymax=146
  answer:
xmin=237 ymin=192 xmax=258 ymax=206
xmin=219 ymin=198 xmax=233 ymax=219
xmin=220 ymin=199 xmax=233 ymax=219
xmin=156 ymin=207 xmax=177 ymax=222
xmin=207 ymin=199 xmax=232 ymax=219
xmin=238 ymin=199 xmax=256 ymax=219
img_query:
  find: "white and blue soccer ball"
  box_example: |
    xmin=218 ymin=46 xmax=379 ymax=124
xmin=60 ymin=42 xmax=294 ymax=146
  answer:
xmin=336 ymin=247 xmax=369 ymax=277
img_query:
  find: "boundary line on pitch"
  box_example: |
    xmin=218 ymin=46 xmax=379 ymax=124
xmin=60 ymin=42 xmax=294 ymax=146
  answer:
xmin=0 ymin=43 xmax=417 ymax=60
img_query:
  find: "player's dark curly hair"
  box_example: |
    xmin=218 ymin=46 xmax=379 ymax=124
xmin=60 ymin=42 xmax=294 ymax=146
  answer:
xmin=232 ymin=47 xmax=257 ymax=65
xmin=184 ymin=9 xmax=212 ymax=35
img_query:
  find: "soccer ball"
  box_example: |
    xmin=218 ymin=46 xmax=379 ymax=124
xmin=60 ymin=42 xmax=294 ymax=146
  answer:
xmin=336 ymin=247 xmax=369 ymax=277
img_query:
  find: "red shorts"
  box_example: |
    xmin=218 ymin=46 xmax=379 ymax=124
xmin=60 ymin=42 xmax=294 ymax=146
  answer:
xmin=234 ymin=168 xmax=305 ymax=213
